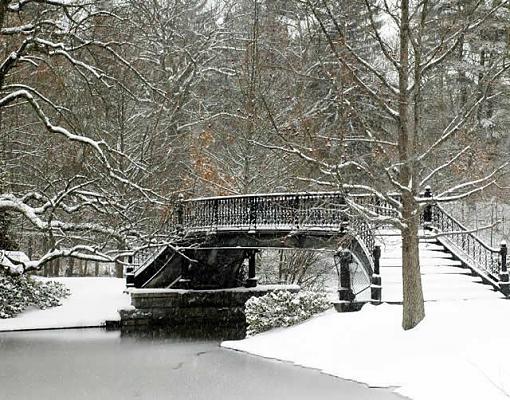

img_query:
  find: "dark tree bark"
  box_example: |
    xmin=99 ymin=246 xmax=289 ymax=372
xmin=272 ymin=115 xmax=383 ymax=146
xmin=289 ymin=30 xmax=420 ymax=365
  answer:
xmin=398 ymin=0 xmax=425 ymax=330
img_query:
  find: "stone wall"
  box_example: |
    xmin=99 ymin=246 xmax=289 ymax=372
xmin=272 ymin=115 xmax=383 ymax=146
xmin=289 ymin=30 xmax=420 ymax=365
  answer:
xmin=120 ymin=285 xmax=300 ymax=339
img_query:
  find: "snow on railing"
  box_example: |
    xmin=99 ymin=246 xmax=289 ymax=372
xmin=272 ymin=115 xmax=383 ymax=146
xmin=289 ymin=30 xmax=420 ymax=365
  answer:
xmin=429 ymin=204 xmax=509 ymax=292
xmin=164 ymin=192 xmax=379 ymax=258
xmin=178 ymin=192 xmax=348 ymax=231
xmin=167 ymin=192 xmax=400 ymax=233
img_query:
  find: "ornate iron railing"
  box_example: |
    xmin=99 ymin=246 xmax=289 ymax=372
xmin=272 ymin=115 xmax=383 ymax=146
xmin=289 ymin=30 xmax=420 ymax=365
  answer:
xmin=131 ymin=246 xmax=165 ymax=272
xmin=348 ymin=193 xmax=401 ymax=221
xmin=174 ymin=192 xmax=350 ymax=231
xmin=349 ymin=217 xmax=375 ymax=256
xmin=169 ymin=192 xmax=378 ymax=261
xmin=168 ymin=192 xmax=402 ymax=232
xmin=429 ymin=204 xmax=503 ymax=282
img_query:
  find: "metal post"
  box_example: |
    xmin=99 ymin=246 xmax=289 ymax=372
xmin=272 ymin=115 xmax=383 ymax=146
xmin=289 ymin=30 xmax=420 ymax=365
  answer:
xmin=336 ymin=250 xmax=355 ymax=303
xmin=249 ymin=197 xmax=257 ymax=229
xmin=371 ymin=245 xmax=382 ymax=304
xmin=423 ymin=185 xmax=432 ymax=226
xmin=245 ymin=250 xmax=258 ymax=288
xmin=176 ymin=193 xmax=184 ymax=227
xmin=500 ymin=241 xmax=509 ymax=296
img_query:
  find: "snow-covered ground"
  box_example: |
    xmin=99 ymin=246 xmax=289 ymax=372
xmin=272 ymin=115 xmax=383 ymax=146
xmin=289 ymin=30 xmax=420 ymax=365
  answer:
xmin=0 ymin=277 xmax=130 ymax=331
xmin=223 ymin=233 xmax=510 ymax=400
xmin=223 ymin=300 xmax=510 ymax=400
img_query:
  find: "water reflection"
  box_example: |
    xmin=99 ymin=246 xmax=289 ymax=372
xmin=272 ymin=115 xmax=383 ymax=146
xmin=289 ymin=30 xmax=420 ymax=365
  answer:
xmin=120 ymin=324 xmax=245 ymax=341
xmin=0 ymin=328 xmax=407 ymax=400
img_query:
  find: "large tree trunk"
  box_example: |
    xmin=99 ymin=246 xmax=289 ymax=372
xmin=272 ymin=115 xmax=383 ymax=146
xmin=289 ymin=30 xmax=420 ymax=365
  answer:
xmin=115 ymin=260 xmax=124 ymax=278
xmin=53 ymin=258 xmax=61 ymax=277
xmin=398 ymin=0 xmax=425 ymax=330
xmin=66 ymin=257 xmax=75 ymax=277
xmin=401 ymin=194 xmax=425 ymax=330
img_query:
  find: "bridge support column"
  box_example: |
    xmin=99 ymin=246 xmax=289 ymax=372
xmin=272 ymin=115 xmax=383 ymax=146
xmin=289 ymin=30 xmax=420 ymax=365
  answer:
xmin=126 ymin=268 xmax=135 ymax=288
xmin=245 ymin=250 xmax=258 ymax=288
xmin=178 ymin=261 xmax=192 ymax=289
xmin=499 ymin=241 xmax=509 ymax=297
xmin=334 ymin=250 xmax=355 ymax=312
xmin=126 ymin=255 xmax=135 ymax=288
xmin=371 ymin=245 xmax=382 ymax=304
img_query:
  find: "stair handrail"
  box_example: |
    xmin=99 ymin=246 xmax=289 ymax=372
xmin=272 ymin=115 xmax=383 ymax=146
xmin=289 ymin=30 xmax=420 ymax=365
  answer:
xmin=133 ymin=245 xmax=166 ymax=276
xmin=430 ymin=204 xmax=499 ymax=251
xmin=141 ymin=252 xmax=176 ymax=288
xmin=428 ymin=203 xmax=507 ymax=290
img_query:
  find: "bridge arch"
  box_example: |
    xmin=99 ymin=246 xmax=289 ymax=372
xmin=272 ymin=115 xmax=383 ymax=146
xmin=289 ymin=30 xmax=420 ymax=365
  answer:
xmin=131 ymin=192 xmax=378 ymax=299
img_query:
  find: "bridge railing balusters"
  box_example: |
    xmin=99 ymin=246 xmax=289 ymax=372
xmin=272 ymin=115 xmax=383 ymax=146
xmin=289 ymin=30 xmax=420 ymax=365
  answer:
xmin=294 ymin=195 xmax=300 ymax=228
xmin=213 ymin=198 xmax=218 ymax=228
xmin=429 ymin=203 xmax=507 ymax=292
xmin=217 ymin=199 xmax=222 ymax=227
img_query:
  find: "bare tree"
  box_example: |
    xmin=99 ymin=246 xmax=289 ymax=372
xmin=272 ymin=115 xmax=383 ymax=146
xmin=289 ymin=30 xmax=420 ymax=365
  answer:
xmin=0 ymin=0 xmax=167 ymax=273
xmin=262 ymin=0 xmax=510 ymax=329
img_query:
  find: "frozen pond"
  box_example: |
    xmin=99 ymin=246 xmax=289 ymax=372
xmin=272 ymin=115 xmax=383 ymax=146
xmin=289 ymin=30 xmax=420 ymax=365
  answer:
xmin=0 ymin=329 xmax=405 ymax=400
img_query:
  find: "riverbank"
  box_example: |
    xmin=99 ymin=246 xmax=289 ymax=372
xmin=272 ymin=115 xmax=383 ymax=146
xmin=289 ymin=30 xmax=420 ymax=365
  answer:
xmin=0 ymin=328 xmax=406 ymax=400
xmin=0 ymin=277 xmax=130 ymax=331
xmin=223 ymin=299 xmax=510 ymax=400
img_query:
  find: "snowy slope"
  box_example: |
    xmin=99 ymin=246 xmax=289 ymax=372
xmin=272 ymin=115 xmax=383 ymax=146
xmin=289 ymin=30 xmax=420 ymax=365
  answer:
xmin=0 ymin=277 xmax=130 ymax=331
xmin=223 ymin=300 xmax=510 ymax=400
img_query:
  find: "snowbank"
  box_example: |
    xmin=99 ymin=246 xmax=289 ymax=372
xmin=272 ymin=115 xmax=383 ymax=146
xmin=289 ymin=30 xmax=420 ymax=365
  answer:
xmin=0 ymin=277 xmax=130 ymax=331
xmin=223 ymin=300 xmax=510 ymax=400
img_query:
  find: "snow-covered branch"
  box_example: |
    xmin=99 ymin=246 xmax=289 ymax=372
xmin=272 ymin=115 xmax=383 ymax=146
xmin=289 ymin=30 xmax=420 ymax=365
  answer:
xmin=421 ymin=163 xmax=509 ymax=203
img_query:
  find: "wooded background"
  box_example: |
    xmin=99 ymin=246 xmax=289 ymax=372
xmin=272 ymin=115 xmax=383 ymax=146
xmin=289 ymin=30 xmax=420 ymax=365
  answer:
xmin=1 ymin=0 xmax=509 ymax=280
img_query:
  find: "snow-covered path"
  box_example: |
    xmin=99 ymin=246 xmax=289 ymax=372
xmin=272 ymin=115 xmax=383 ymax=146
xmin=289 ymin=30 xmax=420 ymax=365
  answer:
xmin=0 ymin=277 xmax=130 ymax=331
xmin=377 ymin=233 xmax=504 ymax=302
xmin=223 ymin=233 xmax=510 ymax=400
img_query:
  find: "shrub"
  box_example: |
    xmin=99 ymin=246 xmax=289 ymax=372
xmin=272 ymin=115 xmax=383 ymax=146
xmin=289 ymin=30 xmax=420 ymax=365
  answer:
xmin=245 ymin=290 xmax=331 ymax=336
xmin=0 ymin=271 xmax=70 ymax=319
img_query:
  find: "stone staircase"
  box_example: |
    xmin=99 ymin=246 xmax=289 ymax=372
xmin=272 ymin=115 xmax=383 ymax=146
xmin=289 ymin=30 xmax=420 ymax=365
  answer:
xmin=376 ymin=231 xmax=505 ymax=303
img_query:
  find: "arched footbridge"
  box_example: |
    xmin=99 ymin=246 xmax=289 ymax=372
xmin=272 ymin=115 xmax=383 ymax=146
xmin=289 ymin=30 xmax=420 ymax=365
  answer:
xmin=127 ymin=191 xmax=510 ymax=305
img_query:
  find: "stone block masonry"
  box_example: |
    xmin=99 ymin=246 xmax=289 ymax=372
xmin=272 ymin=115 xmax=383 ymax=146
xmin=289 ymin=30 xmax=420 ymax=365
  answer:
xmin=119 ymin=285 xmax=300 ymax=339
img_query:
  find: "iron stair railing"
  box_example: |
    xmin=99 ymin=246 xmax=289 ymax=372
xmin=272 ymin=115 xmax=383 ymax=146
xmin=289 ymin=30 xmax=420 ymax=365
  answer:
xmin=427 ymin=203 xmax=509 ymax=295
